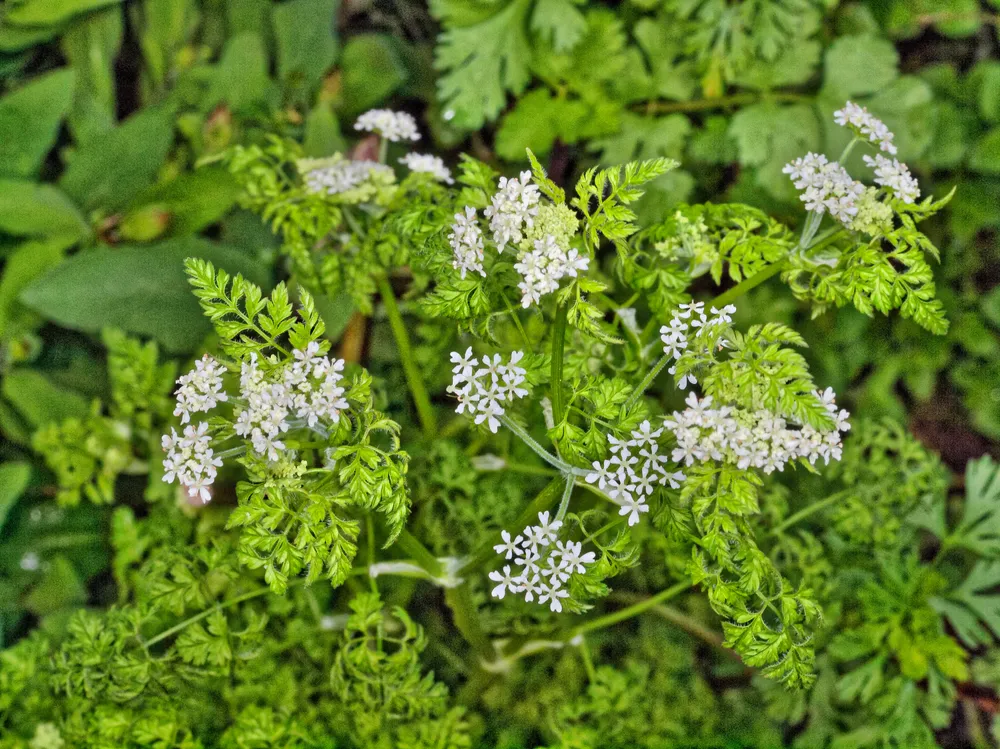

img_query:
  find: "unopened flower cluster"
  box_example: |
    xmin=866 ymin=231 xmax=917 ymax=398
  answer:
xmin=664 ymin=389 xmax=850 ymax=474
xmin=447 ymin=171 xmax=590 ymax=308
xmin=489 ymin=511 xmax=596 ymax=612
xmin=163 ymin=343 xmax=350 ymax=502
xmin=399 ymin=152 xmax=453 ymax=184
xmin=446 ymin=348 xmax=528 ymax=433
xmin=584 ymin=421 xmax=686 ymax=527
xmin=354 ymin=108 xmax=420 ymax=142
xmin=783 ymin=101 xmax=921 ymax=227
xmin=659 ymin=301 xmax=735 ymax=389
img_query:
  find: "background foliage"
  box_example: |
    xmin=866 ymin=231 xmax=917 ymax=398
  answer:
xmin=3 ymin=0 xmax=1000 ymax=747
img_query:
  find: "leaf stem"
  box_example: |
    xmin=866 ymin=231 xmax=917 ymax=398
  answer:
xmin=550 ymin=303 xmax=568 ymax=426
xmin=498 ymin=414 xmax=588 ymax=477
xmin=377 ymin=275 xmax=437 ymax=440
xmin=768 ymin=489 xmax=849 ymax=536
xmin=570 ymin=580 xmax=691 ymax=638
xmin=144 ymin=584 xmax=282 ymax=648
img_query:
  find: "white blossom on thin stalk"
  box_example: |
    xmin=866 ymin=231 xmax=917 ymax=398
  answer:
xmin=303 ymin=160 xmax=392 ymax=195
xmin=484 ymin=171 xmax=540 ymax=251
xmin=399 ymin=152 xmax=454 ymax=184
xmin=663 ymin=390 xmax=850 ymax=474
xmin=583 ymin=420 xmax=686 ymax=528
xmin=164 ymin=345 xmax=352 ymax=498
xmin=833 ymin=101 xmax=897 ymax=155
xmin=173 ymin=355 xmax=228 ymax=424
xmin=162 ymin=423 xmax=222 ymax=503
xmin=782 ymin=153 xmax=865 ymax=226
xmin=448 ymin=207 xmax=485 ymax=279
xmin=514 ymin=234 xmax=589 ymax=308
xmin=353 ymin=109 xmax=420 ymax=142
xmin=489 ymin=511 xmax=597 ymax=612
xmin=862 ymin=154 xmax=920 ymax=204
xmin=659 ymin=302 xmax=733 ymax=390
xmin=446 ymin=348 xmax=528 ymax=433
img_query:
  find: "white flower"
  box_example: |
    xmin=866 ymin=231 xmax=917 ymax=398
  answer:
xmin=489 ymin=565 xmax=520 ymax=599
xmin=161 ymin=423 xmax=222 ymax=503
xmin=708 ymin=304 xmax=736 ymax=327
xmin=538 ymin=580 xmax=570 ymax=612
xmin=586 ymin=460 xmax=615 ymax=490
xmin=447 ymin=349 xmax=528 ymax=433
xmin=834 ymin=101 xmax=897 ymax=155
xmin=619 ymin=495 xmax=649 ymax=526
xmin=484 ymin=171 xmax=540 ymax=251
xmin=513 ymin=234 xmax=587 ymax=309
xmin=629 ymin=420 xmax=663 ymax=449
xmin=783 ymin=153 xmax=864 ymax=226
xmin=863 ymin=154 xmax=920 ymax=204
xmin=399 ymin=152 xmax=453 ymax=183
xmin=173 ymin=355 xmax=228 ymax=424
xmin=354 ymin=109 xmax=420 ymax=142
xmin=303 ymin=159 xmax=393 ymax=195
xmin=448 ymin=206 xmax=486 ymax=279
xmin=493 ymin=530 xmax=523 ymax=560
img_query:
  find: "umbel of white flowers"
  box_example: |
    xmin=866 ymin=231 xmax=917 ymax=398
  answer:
xmin=446 ymin=348 xmax=528 ymax=433
xmin=447 ymin=171 xmax=590 ymax=308
xmin=490 ymin=511 xmax=597 ymax=612
xmin=301 ymin=111 xmax=453 ymax=197
xmin=583 ymin=420 xmax=686 ymax=527
xmin=163 ymin=343 xmax=350 ymax=503
xmin=783 ymin=101 xmax=920 ymax=227
xmin=659 ymin=302 xmax=851 ymax=474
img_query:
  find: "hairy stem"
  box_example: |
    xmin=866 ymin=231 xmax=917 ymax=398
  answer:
xmin=377 ymin=275 xmax=437 ymax=440
xmin=621 ymin=350 xmax=673 ymax=412
xmin=144 ymin=585 xmax=281 ymax=648
xmin=498 ymin=414 xmax=588 ymax=477
xmin=554 ymin=475 xmax=575 ymax=523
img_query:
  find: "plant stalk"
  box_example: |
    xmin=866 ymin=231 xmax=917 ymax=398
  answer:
xmin=377 ymin=275 xmax=437 ymax=440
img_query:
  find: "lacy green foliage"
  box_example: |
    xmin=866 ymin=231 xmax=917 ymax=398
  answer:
xmin=329 ymin=593 xmax=472 ymax=748
xmin=32 ymin=329 xmax=176 ymax=506
xmin=223 ymin=136 xmax=452 ymax=314
xmin=786 ymin=193 xmax=954 ymax=336
xmin=185 ymin=259 xmax=411 ymax=593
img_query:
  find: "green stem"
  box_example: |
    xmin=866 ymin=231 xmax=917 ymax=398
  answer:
xmin=550 ymin=303 xmax=568 ymax=426
xmin=144 ymin=585 xmax=279 ymax=648
xmin=570 ymin=580 xmax=691 ymax=638
xmin=498 ymin=414 xmax=587 ymax=477
xmin=769 ymin=489 xmax=848 ymax=536
xmin=395 ymin=529 xmax=443 ymax=577
xmin=711 ymin=260 xmax=789 ymax=308
xmin=636 ymin=92 xmax=808 ymax=116
xmin=377 ymin=275 xmax=437 ymax=440
xmin=554 ymin=475 xmax=575 ymax=523
xmin=445 ymin=585 xmax=494 ymax=662
xmin=622 ymin=351 xmax=673 ymax=412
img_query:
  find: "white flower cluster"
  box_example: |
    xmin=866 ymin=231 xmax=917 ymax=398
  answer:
xmin=658 ymin=301 xmax=735 ymax=389
xmin=173 ymin=355 xmax=228 ymax=423
xmin=489 ymin=511 xmax=596 ymax=612
xmin=863 ymin=154 xmax=920 ymax=204
xmin=834 ymin=101 xmax=896 ymax=155
xmin=235 ymin=342 xmax=349 ymax=460
xmin=162 ymin=423 xmax=222 ymax=503
xmin=399 ymin=152 xmax=453 ymax=184
xmin=665 ymin=390 xmax=850 ymax=475
xmin=514 ymin=235 xmax=589 ymax=308
xmin=484 ymin=170 xmax=540 ymax=252
xmin=447 ymin=348 xmax=528 ymax=433
xmin=448 ymin=206 xmax=485 ymax=279
xmin=304 ymin=160 xmax=392 ymax=195
xmin=354 ymin=109 xmax=420 ymax=142
xmin=163 ymin=343 xmax=350 ymax=500
xmin=584 ymin=421 xmax=686 ymax=527
xmin=782 ymin=153 xmax=864 ymax=226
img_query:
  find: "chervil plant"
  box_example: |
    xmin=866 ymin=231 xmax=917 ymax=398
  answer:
xmin=1 ymin=93 xmax=994 ymax=748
